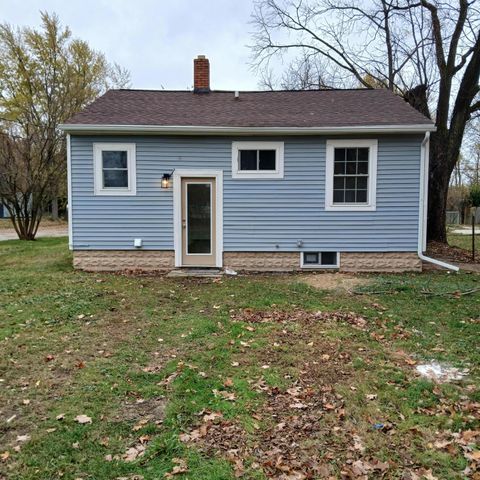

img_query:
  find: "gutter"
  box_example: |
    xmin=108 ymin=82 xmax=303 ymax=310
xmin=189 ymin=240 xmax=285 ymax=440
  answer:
xmin=417 ymin=132 xmax=459 ymax=271
xmin=59 ymin=123 xmax=436 ymax=135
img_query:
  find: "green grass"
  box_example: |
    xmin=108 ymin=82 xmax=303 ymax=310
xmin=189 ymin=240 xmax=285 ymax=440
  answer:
xmin=448 ymin=231 xmax=480 ymax=253
xmin=0 ymin=238 xmax=479 ymax=479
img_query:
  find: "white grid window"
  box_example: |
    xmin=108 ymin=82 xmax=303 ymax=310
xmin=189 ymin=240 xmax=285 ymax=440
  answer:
xmin=325 ymin=139 xmax=377 ymax=211
xmin=93 ymin=143 xmax=136 ymax=195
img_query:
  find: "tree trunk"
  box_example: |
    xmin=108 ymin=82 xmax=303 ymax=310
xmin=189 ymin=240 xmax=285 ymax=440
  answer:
xmin=427 ymin=132 xmax=452 ymax=243
xmin=51 ymin=197 xmax=59 ymax=220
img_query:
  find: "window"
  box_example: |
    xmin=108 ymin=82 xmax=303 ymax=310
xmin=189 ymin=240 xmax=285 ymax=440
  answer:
xmin=232 ymin=141 xmax=284 ymax=179
xmin=301 ymin=252 xmax=339 ymax=268
xmin=93 ymin=143 xmax=136 ymax=195
xmin=325 ymin=140 xmax=377 ymax=211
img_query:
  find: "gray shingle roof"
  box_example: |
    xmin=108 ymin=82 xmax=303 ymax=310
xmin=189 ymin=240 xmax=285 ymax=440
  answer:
xmin=65 ymin=88 xmax=433 ymax=128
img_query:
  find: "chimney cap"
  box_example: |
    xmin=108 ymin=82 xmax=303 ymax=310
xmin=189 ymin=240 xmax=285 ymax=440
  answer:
xmin=196 ymin=54 xmax=206 ymax=59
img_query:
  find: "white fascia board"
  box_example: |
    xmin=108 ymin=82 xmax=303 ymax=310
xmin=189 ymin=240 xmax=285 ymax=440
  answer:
xmin=59 ymin=123 xmax=436 ymax=135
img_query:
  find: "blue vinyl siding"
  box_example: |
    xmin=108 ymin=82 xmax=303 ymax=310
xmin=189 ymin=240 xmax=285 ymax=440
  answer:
xmin=70 ymin=135 xmax=422 ymax=252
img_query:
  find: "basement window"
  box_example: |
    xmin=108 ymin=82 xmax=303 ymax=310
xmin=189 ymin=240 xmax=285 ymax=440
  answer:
xmin=301 ymin=252 xmax=339 ymax=269
xmin=232 ymin=141 xmax=284 ymax=179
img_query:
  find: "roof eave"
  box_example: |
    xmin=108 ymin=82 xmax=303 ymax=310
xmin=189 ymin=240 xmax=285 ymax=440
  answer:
xmin=59 ymin=123 xmax=436 ymax=135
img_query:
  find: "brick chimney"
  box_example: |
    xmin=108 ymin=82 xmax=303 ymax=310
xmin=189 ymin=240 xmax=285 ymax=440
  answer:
xmin=193 ymin=55 xmax=210 ymax=93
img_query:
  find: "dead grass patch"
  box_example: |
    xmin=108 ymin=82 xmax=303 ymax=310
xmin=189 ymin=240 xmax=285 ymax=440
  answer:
xmin=116 ymin=397 xmax=167 ymax=425
xmin=299 ymin=273 xmax=370 ymax=292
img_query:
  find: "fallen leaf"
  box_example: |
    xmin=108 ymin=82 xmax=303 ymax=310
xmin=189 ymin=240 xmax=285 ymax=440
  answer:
xmin=433 ymin=439 xmax=452 ymax=450
xmin=213 ymin=389 xmax=236 ymax=401
xmin=164 ymin=457 xmax=188 ymax=477
xmin=0 ymin=451 xmax=10 ymax=462
xmin=203 ymin=411 xmax=223 ymax=422
xmin=352 ymin=434 xmax=365 ymax=453
xmin=75 ymin=414 xmax=92 ymax=424
xmin=132 ymin=419 xmax=148 ymax=431
xmin=289 ymin=402 xmax=308 ymax=409
xmin=123 ymin=444 xmax=146 ymax=462
xmin=465 ymin=450 xmax=480 ymax=461
xmin=16 ymin=434 xmax=30 ymax=443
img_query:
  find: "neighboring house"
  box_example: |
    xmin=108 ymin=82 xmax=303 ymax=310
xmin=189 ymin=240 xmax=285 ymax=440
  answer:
xmin=0 ymin=202 xmax=10 ymax=219
xmin=60 ymin=55 xmax=437 ymax=273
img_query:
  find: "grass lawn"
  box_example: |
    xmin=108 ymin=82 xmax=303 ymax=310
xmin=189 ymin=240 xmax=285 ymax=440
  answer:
xmin=448 ymin=231 xmax=480 ymax=254
xmin=0 ymin=238 xmax=479 ymax=479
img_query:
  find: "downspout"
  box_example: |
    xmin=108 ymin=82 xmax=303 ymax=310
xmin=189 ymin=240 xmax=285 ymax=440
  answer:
xmin=417 ymin=132 xmax=459 ymax=271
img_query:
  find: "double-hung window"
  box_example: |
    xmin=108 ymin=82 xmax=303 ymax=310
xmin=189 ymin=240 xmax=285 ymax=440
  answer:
xmin=325 ymin=139 xmax=377 ymax=211
xmin=93 ymin=143 xmax=136 ymax=195
xmin=232 ymin=141 xmax=284 ymax=179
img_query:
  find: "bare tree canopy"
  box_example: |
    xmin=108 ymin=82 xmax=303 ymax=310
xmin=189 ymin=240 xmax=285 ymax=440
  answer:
xmin=251 ymin=0 xmax=480 ymax=242
xmin=0 ymin=12 xmax=131 ymax=240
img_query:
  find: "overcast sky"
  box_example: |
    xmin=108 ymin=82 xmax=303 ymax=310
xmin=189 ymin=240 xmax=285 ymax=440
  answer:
xmin=1 ymin=0 xmax=261 ymax=91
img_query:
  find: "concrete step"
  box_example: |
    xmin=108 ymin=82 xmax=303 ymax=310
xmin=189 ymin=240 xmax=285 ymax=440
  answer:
xmin=166 ymin=268 xmax=224 ymax=278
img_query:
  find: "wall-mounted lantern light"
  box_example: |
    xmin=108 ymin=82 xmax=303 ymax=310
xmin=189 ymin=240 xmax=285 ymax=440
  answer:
xmin=161 ymin=171 xmax=174 ymax=189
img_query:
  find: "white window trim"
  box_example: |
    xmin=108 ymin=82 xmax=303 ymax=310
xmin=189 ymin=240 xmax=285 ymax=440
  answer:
xmin=93 ymin=143 xmax=136 ymax=195
xmin=325 ymin=139 xmax=377 ymax=211
xmin=300 ymin=252 xmax=340 ymax=269
xmin=231 ymin=141 xmax=284 ymax=179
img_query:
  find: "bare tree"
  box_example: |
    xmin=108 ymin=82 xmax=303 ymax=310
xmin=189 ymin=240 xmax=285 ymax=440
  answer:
xmin=0 ymin=12 xmax=131 ymax=240
xmin=260 ymin=53 xmax=338 ymax=90
xmin=251 ymin=0 xmax=480 ymax=243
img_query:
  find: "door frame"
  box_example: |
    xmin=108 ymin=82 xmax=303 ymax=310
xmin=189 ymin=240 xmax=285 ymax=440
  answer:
xmin=173 ymin=169 xmax=223 ymax=268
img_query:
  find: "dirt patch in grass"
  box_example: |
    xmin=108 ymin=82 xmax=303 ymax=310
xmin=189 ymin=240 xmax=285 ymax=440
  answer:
xmin=299 ymin=272 xmax=371 ymax=292
xmin=117 ymin=397 xmax=167 ymax=424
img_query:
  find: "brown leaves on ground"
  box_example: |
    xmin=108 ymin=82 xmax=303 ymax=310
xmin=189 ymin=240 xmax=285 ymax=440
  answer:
xmin=123 ymin=443 xmax=146 ymax=462
xmin=178 ymin=307 xmax=479 ymax=478
xmin=179 ymin=309 xmax=373 ymax=478
xmin=233 ymin=308 xmax=368 ymax=330
xmin=427 ymin=241 xmax=479 ymax=264
xmin=341 ymin=458 xmax=389 ymax=479
xmin=164 ymin=458 xmax=188 ymax=477
xmin=430 ymin=429 xmax=480 ymax=477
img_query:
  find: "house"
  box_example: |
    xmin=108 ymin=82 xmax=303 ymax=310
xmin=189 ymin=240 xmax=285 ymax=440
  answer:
xmin=60 ymin=55 xmax=441 ymax=273
xmin=0 ymin=202 xmax=10 ymax=219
